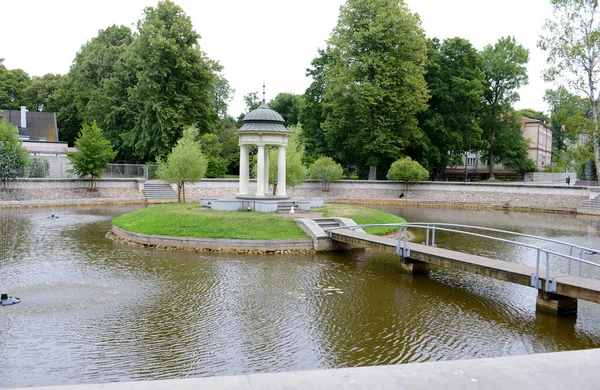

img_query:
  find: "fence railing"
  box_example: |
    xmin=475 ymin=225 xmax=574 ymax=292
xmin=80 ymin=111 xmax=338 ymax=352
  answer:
xmin=328 ymin=222 xmax=600 ymax=293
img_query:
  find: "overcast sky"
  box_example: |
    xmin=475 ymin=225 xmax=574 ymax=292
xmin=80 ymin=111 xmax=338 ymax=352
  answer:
xmin=2 ymin=0 xmax=555 ymax=117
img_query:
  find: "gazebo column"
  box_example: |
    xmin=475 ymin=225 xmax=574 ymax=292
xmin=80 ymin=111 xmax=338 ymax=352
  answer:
xmin=238 ymin=144 xmax=249 ymax=195
xmin=256 ymin=144 xmax=266 ymax=197
xmin=264 ymin=146 xmax=270 ymax=195
xmin=277 ymin=146 xmax=287 ymax=196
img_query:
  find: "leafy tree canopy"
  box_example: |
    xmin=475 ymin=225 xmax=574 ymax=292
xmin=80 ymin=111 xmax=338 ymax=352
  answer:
xmin=316 ymin=0 xmax=429 ymax=180
xmin=309 ymin=156 xmax=343 ymax=190
xmin=268 ymin=93 xmax=305 ymax=126
xmin=538 ymin=0 xmax=600 ymax=177
xmin=66 ymin=122 xmax=116 ymax=189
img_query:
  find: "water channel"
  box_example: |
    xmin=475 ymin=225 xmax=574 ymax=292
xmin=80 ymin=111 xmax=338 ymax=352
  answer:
xmin=1 ymin=205 xmax=599 ymax=388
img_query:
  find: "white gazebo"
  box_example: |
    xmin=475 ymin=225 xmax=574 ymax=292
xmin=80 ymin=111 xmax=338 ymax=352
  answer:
xmin=237 ymin=102 xmax=291 ymax=199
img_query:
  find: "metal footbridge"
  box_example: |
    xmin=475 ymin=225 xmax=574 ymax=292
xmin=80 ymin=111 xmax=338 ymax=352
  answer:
xmin=327 ymin=222 xmax=600 ymax=314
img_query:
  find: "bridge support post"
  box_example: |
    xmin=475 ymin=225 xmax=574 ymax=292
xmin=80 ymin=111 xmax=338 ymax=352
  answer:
xmin=400 ymin=258 xmax=429 ymax=275
xmin=536 ymin=290 xmax=578 ymax=315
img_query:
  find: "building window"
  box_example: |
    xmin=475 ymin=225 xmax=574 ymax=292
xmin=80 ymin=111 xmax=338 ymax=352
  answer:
xmin=467 ymin=154 xmax=477 ymax=166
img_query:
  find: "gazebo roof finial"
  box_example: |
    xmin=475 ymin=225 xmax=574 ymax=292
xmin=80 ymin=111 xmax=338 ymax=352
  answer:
xmin=262 ymin=80 xmax=266 ymax=103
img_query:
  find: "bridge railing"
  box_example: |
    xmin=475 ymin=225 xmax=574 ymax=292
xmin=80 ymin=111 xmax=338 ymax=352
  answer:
xmin=328 ymin=223 xmax=600 ymax=293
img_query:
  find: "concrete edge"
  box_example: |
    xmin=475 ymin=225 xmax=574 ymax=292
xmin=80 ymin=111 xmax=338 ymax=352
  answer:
xmin=10 ymin=348 xmax=600 ymax=390
xmin=109 ymin=226 xmax=315 ymax=254
xmin=0 ymin=197 xmax=147 ymax=209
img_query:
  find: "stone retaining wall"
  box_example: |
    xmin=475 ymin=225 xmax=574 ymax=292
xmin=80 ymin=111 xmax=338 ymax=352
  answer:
xmin=109 ymin=226 xmax=315 ymax=254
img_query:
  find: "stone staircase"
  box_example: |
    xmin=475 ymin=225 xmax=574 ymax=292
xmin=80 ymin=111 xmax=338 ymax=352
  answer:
xmin=143 ymin=181 xmax=178 ymax=201
xmin=577 ymin=194 xmax=600 ymax=215
xmin=311 ymin=218 xmax=344 ymax=231
xmin=277 ymin=201 xmax=298 ymax=214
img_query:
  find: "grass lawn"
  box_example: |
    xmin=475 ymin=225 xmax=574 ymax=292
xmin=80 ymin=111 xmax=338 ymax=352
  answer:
xmin=112 ymin=202 xmax=405 ymax=240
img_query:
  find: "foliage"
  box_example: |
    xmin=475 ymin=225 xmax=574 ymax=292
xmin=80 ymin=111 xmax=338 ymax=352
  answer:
xmin=123 ymin=0 xmax=218 ymax=161
xmin=0 ymin=119 xmax=30 ymax=180
xmin=267 ymin=129 xmax=307 ymax=193
xmin=212 ymin=116 xmax=240 ymax=174
xmin=156 ymin=125 xmax=207 ymax=202
xmin=515 ymin=108 xmax=550 ymax=123
xmin=0 ymin=59 xmax=31 ymax=110
xmin=201 ymin=133 xmax=227 ymax=178
xmin=538 ymin=0 xmax=600 ymax=179
xmin=309 ymin=156 xmax=343 ymax=191
xmin=418 ymin=37 xmax=485 ymax=180
xmin=386 ymin=157 xmax=429 ymax=182
xmin=299 ymin=49 xmax=331 ymax=164
xmin=112 ymin=203 xmax=309 ymax=240
xmin=25 ymin=73 xmax=65 ymax=112
xmin=66 ymin=122 xmax=116 ymax=189
xmin=481 ymin=36 xmax=529 ymax=179
xmin=28 ymin=157 xmax=49 ymax=178
xmin=311 ymin=0 xmax=429 ymax=180
xmin=268 ymin=93 xmax=304 ymax=125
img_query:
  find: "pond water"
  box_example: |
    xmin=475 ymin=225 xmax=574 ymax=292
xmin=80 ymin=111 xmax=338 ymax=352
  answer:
xmin=1 ymin=205 xmax=599 ymax=389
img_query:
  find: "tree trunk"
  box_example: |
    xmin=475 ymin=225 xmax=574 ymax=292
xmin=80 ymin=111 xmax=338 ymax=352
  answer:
xmin=368 ymin=165 xmax=377 ymax=180
xmin=273 ymin=183 xmax=277 ymax=196
xmin=592 ymin=99 xmax=600 ymax=183
xmin=177 ymin=183 xmax=182 ymax=202
xmin=488 ymin=128 xmax=495 ymax=180
xmin=182 ymin=182 xmax=186 ymax=203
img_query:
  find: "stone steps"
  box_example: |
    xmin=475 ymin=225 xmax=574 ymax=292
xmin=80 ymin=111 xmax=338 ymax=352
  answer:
xmin=576 ymin=195 xmax=600 ymax=215
xmin=311 ymin=218 xmax=343 ymax=231
xmin=143 ymin=182 xmax=178 ymax=200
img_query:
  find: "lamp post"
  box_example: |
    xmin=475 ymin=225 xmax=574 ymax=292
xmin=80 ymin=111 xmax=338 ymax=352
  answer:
xmin=8 ymin=87 xmax=15 ymax=124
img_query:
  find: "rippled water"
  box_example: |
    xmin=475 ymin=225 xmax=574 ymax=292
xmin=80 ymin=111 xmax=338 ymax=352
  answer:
xmin=1 ymin=205 xmax=600 ymax=388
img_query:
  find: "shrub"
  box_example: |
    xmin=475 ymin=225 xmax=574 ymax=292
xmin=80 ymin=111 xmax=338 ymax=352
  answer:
xmin=386 ymin=157 xmax=429 ymax=182
xmin=309 ymin=157 xmax=343 ymax=191
xmin=28 ymin=157 xmax=50 ymax=178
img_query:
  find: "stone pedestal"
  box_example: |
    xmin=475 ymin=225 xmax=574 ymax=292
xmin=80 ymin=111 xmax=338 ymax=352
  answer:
xmin=400 ymin=258 xmax=430 ymax=275
xmin=536 ymin=290 xmax=578 ymax=315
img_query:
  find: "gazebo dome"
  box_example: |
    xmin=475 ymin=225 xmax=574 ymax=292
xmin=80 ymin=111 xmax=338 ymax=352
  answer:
xmin=238 ymin=102 xmax=290 ymax=133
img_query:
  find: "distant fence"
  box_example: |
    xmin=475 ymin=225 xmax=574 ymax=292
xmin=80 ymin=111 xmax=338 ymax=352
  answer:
xmin=51 ymin=163 xmax=158 ymax=179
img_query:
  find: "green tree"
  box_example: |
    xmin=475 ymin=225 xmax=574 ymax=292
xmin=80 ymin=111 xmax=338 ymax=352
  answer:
xmin=156 ymin=125 xmax=207 ymax=202
xmin=419 ymin=37 xmax=485 ymax=180
xmin=309 ymin=156 xmax=343 ymax=191
xmin=65 ymin=122 xmax=117 ymax=190
xmin=268 ymin=93 xmax=304 ymax=126
xmin=0 ymin=119 xmax=30 ymax=181
xmin=25 ymin=73 xmax=65 ymax=112
xmin=299 ymin=49 xmax=331 ymax=164
xmin=481 ymin=36 xmax=529 ymax=179
xmin=124 ymin=0 xmax=218 ymax=161
xmin=515 ymin=108 xmax=550 ymax=123
xmin=544 ymin=87 xmax=589 ymax=167
xmin=213 ymin=116 xmax=240 ymax=174
xmin=201 ymin=133 xmax=227 ymax=178
xmin=315 ymin=0 xmax=429 ymax=180
xmin=538 ymin=0 xmax=600 ymax=177
xmin=0 ymin=60 xmax=31 ymax=111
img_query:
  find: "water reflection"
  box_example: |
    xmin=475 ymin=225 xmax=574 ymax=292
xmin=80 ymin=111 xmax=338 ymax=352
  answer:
xmin=1 ymin=205 xmax=599 ymax=388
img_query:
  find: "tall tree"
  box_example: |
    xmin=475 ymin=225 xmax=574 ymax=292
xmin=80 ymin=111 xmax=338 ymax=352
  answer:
xmin=419 ymin=37 xmax=485 ymax=180
xmin=70 ymin=24 xmax=134 ymax=157
xmin=25 ymin=73 xmax=65 ymax=112
xmin=0 ymin=60 xmax=31 ymax=111
xmin=316 ymin=0 xmax=429 ymax=180
xmin=538 ymin=0 xmax=600 ymax=178
xmin=481 ymin=36 xmax=529 ymax=179
xmin=156 ymin=125 xmax=207 ymax=202
xmin=299 ymin=49 xmax=331 ymax=164
xmin=124 ymin=0 xmax=217 ymax=161
xmin=268 ymin=93 xmax=304 ymax=126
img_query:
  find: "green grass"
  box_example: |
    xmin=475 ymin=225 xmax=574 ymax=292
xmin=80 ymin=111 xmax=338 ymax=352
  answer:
xmin=113 ymin=203 xmax=310 ymax=240
xmin=112 ymin=202 xmax=405 ymax=240
xmin=316 ymin=204 xmax=405 ymax=235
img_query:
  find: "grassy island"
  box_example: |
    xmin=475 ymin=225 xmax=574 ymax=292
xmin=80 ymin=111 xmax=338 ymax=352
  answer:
xmin=112 ymin=203 xmax=404 ymax=240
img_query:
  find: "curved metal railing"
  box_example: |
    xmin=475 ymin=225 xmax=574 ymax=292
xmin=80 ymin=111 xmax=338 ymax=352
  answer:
xmin=327 ymin=222 xmax=600 ymax=293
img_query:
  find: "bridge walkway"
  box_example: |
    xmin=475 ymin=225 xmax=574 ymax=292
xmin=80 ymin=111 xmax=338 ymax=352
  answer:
xmin=329 ymin=228 xmax=600 ymax=313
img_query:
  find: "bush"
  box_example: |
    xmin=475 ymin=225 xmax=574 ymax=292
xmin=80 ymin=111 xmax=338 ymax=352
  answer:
xmin=309 ymin=157 xmax=343 ymax=191
xmin=386 ymin=157 xmax=429 ymax=182
xmin=28 ymin=157 xmax=50 ymax=178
